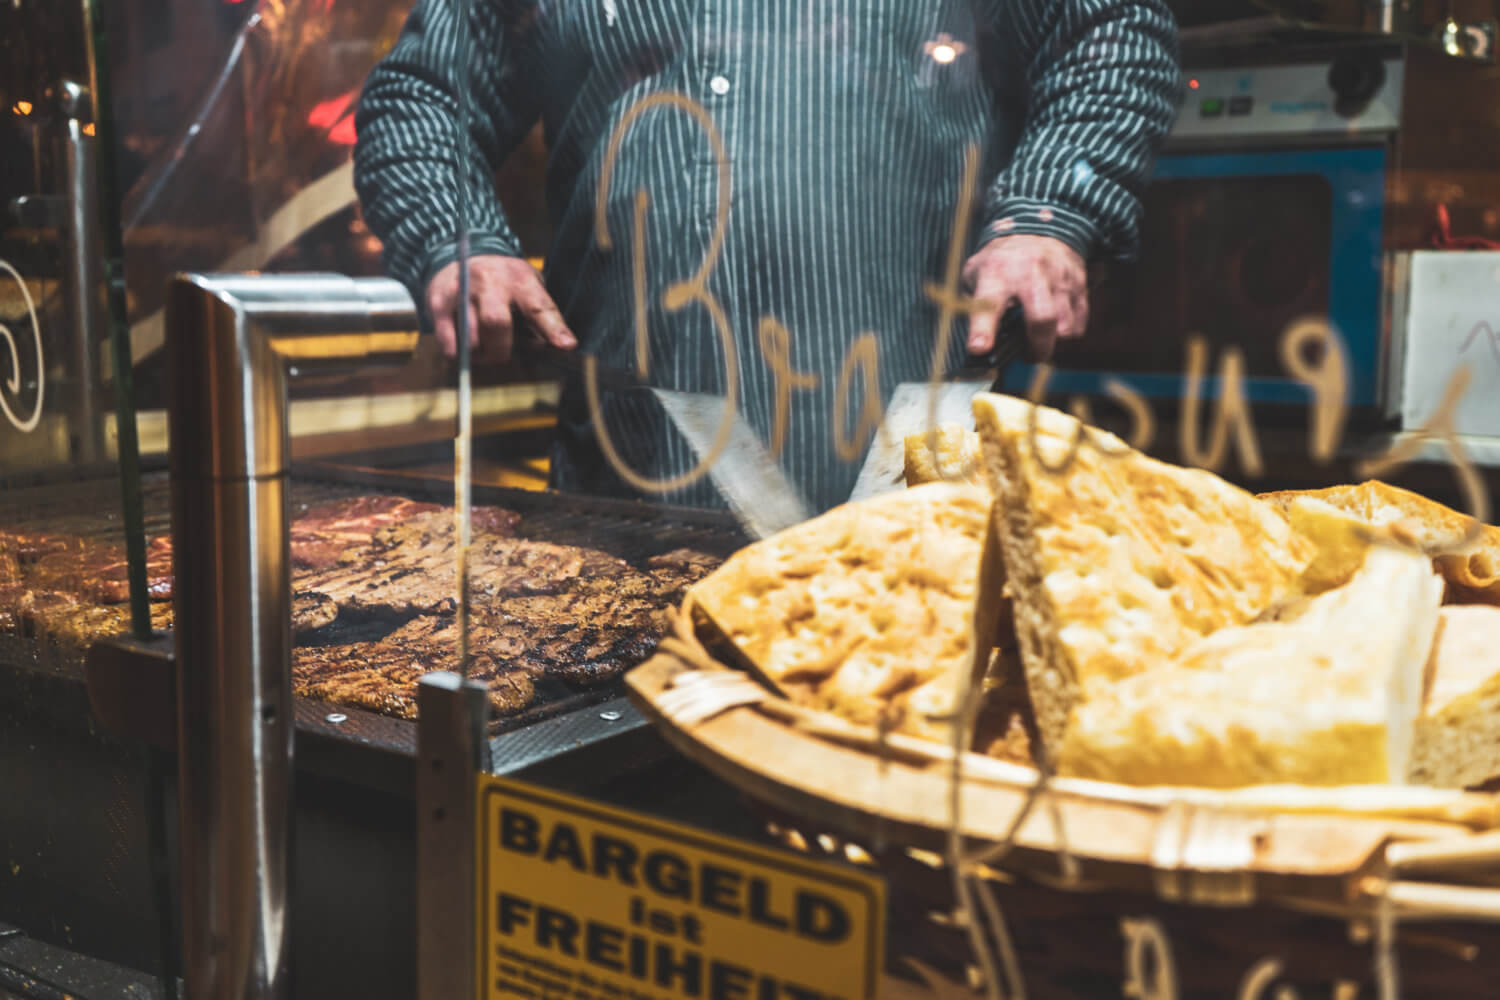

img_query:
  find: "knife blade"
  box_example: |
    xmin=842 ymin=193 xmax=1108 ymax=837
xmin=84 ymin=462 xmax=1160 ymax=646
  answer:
xmin=521 ymin=343 xmax=812 ymax=539
xmin=651 ymin=389 xmax=813 ymax=541
xmin=848 ymin=303 xmax=1028 ymax=501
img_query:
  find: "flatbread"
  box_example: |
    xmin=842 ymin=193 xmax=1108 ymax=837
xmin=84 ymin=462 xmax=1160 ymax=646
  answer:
xmin=1410 ymin=606 xmax=1500 ymax=788
xmin=1061 ymin=543 xmax=1443 ymax=787
xmin=972 ymin=393 xmax=1315 ymax=751
xmin=1259 ymin=481 xmax=1500 ymax=602
xmin=687 ymin=482 xmax=1004 ymax=745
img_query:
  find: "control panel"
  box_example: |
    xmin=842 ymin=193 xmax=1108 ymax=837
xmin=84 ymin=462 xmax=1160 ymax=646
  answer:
xmin=1170 ymin=53 xmax=1404 ymax=141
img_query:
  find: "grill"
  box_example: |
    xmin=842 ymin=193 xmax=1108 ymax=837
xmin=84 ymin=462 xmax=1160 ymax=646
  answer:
xmin=0 ymin=462 xmax=748 ymax=762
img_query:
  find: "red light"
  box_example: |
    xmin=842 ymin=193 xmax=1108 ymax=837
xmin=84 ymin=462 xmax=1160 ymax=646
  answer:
xmin=329 ymin=114 xmax=356 ymax=146
xmin=308 ymin=90 xmax=358 ymax=130
xmin=1188 ymin=78 xmax=1200 ymax=90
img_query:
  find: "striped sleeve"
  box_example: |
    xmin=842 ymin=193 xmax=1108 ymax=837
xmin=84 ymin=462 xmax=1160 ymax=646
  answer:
xmin=352 ymin=0 xmax=537 ymax=311
xmin=980 ymin=0 xmax=1182 ymax=261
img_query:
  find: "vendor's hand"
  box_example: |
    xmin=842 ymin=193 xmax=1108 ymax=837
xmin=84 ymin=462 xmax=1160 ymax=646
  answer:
xmin=962 ymin=235 xmax=1088 ymax=362
xmin=426 ymin=255 xmax=576 ymax=363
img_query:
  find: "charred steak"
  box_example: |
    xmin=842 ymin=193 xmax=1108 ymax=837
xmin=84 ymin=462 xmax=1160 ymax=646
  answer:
xmin=10 ymin=589 xmax=173 ymax=645
xmin=292 ymin=591 xmax=338 ymax=635
xmin=290 ymin=495 xmax=453 ymax=570
xmin=294 ymin=615 xmax=537 ymax=717
xmin=24 ymin=536 xmax=173 ymax=604
xmin=298 ymin=511 xmax=627 ymax=618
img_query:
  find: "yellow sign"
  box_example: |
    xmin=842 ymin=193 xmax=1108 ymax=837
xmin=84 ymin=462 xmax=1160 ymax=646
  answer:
xmin=476 ymin=776 xmax=886 ymax=1000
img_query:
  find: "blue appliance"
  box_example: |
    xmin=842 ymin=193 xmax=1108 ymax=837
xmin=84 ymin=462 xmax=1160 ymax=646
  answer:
xmin=998 ymin=39 xmax=1500 ymax=414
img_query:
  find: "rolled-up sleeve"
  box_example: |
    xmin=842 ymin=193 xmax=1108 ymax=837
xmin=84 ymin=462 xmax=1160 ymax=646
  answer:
xmin=353 ymin=0 xmax=539 ymax=311
xmin=979 ymin=0 xmax=1183 ymax=261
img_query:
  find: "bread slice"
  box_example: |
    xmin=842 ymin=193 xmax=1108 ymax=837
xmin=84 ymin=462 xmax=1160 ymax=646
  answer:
xmin=1409 ymin=606 xmax=1500 ymax=788
xmin=1259 ymin=481 xmax=1500 ymax=603
xmin=904 ymin=424 xmax=985 ymax=488
xmin=971 ymin=393 xmax=1315 ymax=751
xmin=1061 ymin=543 xmax=1444 ymax=787
xmin=686 ymin=482 xmax=1005 ymax=745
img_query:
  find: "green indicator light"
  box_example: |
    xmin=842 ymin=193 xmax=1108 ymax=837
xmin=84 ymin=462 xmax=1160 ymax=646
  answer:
xmin=1200 ymin=98 xmax=1224 ymax=116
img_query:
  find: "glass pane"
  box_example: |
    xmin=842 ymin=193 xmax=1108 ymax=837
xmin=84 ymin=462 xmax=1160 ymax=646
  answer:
xmin=373 ymin=0 xmax=1500 ymax=994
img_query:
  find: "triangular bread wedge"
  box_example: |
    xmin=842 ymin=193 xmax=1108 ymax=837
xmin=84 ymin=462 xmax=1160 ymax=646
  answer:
xmin=686 ymin=482 xmax=1005 ymax=744
xmin=1259 ymin=481 xmax=1500 ymax=602
xmin=1061 ymin=543 xmax=1443 ymax=787
xmin=1410 ymin=606 xmax=1500 ymax=788
xmin=971 ymin=393 xmax=1315 ymax=750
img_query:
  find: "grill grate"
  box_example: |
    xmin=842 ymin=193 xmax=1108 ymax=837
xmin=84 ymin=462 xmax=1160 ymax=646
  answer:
xmin=0 ymin=464 xmax=747 ymax=741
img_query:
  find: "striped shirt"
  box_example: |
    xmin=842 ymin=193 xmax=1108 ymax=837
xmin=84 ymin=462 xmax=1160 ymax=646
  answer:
xmin=354 ymin=0 xmax=1181 ymax=513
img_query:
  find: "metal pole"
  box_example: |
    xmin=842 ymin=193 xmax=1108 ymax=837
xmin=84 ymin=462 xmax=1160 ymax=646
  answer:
xmin=58 ymin=79 xmax=105 ymax=463
xmin=165 ymin=273 xmax=416 ymax=1000
xmin=417 ymin=673 xmax=492 ymax=1000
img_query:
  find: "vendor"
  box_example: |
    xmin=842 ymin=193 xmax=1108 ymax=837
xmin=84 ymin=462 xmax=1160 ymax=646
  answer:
xmin=353 ymin=0 xmax=1181 ymax=513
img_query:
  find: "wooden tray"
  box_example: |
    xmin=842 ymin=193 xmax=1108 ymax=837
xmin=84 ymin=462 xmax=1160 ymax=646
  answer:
xmin=625 ymin=618 xmax=1500 ymax=918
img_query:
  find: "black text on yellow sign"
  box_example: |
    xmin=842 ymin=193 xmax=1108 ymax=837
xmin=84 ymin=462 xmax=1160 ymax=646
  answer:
xmin=477 ymin=776 xmax=885 ymax=1000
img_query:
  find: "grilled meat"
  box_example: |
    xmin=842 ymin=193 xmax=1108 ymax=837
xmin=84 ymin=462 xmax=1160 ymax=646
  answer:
xmin=294 ymin=615 xmax=537 ymax=717
xmin=10 ymin=589 xmax=173 ymax=645
xmin=0 ymin=501 xmax=722 ymax=721
xmin=0 ymin=582 xmax=23 ymax=634
xmin=474 ymin=568 xmax=680 ymax=688
xmin=644 ymin=547 xmax=719 ymax=603
xmin=292 ymin=591 xmax=338 ymax=634
xmin=0 ymin=531 xmax=76 ymax=562
xmin=647 ymin=548 xmax=721 ymax=575
xmin=517 ymin=620 xmax=662 ymax=688
xmin=298 ymin=511 xmax=628 ymax=617
xmin=25 ymin=537 xmax=173 ymax=603
xmin=289 ymin=495 xmax=456 ymax=570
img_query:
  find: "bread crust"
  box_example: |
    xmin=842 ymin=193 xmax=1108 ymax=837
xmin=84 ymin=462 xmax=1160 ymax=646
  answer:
xmin=973 ymin=393 xmax=1315 ymax=751
xmin=687 ymin=482 xmax=1004 ymax=744
xmin=1258 ymin=481 xmax=1500 ymax=601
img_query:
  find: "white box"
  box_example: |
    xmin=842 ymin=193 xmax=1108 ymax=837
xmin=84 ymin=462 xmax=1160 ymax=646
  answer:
xmin=1394 ymin=250 xmax=1500 ymax=438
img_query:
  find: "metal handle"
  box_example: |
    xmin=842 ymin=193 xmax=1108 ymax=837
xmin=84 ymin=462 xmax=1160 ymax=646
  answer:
xmin=166 ymin=273 xmax=418 ymax=1000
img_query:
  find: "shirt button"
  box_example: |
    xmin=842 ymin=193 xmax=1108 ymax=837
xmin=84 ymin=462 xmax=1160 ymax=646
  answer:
xmin=709 ymin=75 xmax=731 ymax=96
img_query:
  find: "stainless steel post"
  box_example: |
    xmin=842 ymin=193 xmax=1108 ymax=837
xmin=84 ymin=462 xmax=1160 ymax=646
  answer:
xmin=165 ymin=273 xmax=417 ymax=1000
xmin=416 ymin=673 xmax=492 ymax=1000
xmin=58 ymin=79 xmax=105 ymax=463
xmin=1365 ymin=0 xmax=1410 ymax=34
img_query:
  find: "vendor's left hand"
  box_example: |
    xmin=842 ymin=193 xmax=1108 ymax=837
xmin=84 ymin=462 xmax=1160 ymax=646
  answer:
xmin=962 ymin=235 xmax=1088 ymax=362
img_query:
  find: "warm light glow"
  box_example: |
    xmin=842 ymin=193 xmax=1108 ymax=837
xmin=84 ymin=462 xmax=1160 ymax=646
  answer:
xmin=1188 ymin=78 xmax=1200 ymax=90
xmin=922 ymin=33 xmax=967 ymax=65
xmin=12 ymin=101 xmax=32 ymax=116
xmin=81 ymin=122 xmax=96 ymax=136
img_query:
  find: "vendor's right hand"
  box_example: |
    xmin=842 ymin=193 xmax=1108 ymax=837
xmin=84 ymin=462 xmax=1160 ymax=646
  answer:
xmin=426 ymin=255 xmax=577 ymax=363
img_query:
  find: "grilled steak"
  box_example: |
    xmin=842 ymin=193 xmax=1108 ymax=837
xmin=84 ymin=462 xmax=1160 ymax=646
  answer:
xmin=647 ymin=548 xmax=720 ymax=575
xmin=25 ymin=537 xmax=173 ymax=603
xmin=10 ymin=589 xmax=173 ymax=645
xmin=289 ymin=495 xmax=457 ymax=570
xmin=292 ymin=591 xmax=338 ymax=634
xmin=644 ymin=547 xmax=719 ymax=603
xmin=516 ymin=620 xmax=662 ymax=687
xmin=0 ymin=531 xmax=76 ymax=562
xmin=294 ymin=615 xmax=537 ymax=717
xmin=298 ymin=511 xmax=627 ymax=617
xmin=134 ymin=496 xmax=512 ymax=575
xmin=474 ymin=568 xmax=680 ymax=688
